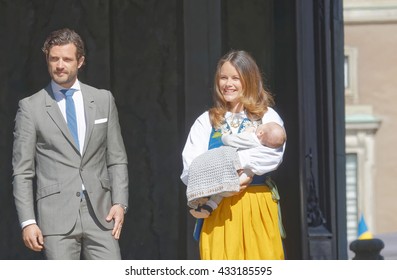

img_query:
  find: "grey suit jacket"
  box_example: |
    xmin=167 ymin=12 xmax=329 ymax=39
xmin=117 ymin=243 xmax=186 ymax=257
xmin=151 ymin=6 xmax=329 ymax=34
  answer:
xmin=12 ymin=82 xmax=129 ymax=235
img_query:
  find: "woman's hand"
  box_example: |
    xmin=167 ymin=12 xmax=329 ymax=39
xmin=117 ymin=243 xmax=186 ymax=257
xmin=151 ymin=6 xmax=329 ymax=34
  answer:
xmin=239 ymin=184 xmax=249 ymax=192
xmin=238 ymin=169 xmax=253 ymax=193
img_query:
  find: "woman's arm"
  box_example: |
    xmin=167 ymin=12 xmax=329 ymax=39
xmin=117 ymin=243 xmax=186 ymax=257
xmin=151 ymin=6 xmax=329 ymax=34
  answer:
xmin=180 ymin=112 xmax=212 ymax=185
xmin=238 ymin=146 xmax=284 ymax=175
xmin=237 ymin=107 xmax=286 ymax=176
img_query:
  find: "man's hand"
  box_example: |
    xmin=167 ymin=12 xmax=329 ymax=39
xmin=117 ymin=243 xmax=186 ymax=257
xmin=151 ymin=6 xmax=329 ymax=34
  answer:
xmin=22 ymin=224 xmax=44 ymax=251
xmin=106 ymin=205 xmax=125 ymax=240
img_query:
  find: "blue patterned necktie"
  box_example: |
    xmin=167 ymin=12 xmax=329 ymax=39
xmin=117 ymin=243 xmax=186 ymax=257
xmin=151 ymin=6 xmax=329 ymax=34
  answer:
xmin=60 ymin=89 xmax=79 ymax=150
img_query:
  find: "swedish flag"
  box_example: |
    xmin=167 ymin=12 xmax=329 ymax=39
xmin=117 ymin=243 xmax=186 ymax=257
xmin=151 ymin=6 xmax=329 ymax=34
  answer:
xmin=357 ymin=214 xmax=373 ymax=240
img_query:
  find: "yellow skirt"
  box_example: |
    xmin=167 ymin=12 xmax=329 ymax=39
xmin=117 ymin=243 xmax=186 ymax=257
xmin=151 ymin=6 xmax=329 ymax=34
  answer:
xmin=199 ymin=185 xmax=284 ymax=260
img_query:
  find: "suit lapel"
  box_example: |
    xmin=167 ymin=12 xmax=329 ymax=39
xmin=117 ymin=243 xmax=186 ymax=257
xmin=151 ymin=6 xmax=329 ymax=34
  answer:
xmin=81 ymin=83 xmax=96 ymax=156
xmin=44 ymin=84 xmax=79 ymax=152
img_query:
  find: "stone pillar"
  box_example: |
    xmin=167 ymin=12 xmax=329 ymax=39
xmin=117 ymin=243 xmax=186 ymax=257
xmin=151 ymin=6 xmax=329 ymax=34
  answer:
xmin=349 ymin=238 xmax=384 ymax=260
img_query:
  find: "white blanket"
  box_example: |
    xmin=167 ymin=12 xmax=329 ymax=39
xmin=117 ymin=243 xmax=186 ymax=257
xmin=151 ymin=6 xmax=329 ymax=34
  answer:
xmin=186 ymin=146 xmax=241 ymax=208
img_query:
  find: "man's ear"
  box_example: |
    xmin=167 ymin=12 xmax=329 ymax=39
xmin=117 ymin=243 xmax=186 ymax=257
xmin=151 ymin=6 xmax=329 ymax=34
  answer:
xmin=77 ymin=56 xmax=85 ymax=69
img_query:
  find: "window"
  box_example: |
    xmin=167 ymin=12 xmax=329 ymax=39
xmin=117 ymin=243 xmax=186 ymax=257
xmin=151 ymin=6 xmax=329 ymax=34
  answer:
xmin=346 ymin=153 xmax=358 ymax=243
xmin=344 ymin=47 xmax=358 ymax=103
xmin=345 ymin=105 xmax=381 ymax=245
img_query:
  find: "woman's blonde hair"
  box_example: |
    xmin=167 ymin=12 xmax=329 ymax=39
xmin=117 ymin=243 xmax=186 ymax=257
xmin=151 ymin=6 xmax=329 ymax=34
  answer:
xmin=209 ymin=50 xmax=274 ymax=128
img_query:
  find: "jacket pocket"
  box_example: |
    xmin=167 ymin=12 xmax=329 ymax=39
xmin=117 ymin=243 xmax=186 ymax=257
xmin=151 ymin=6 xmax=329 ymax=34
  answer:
xmin=37 ymin=183 xmax=61 ymax=200
xmin=100 ymin=178 xmax=111 ymax=191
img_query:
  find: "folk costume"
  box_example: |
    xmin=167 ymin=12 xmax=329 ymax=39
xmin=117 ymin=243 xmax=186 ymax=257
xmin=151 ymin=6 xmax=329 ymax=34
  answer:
xmin=181 ymin=108 xmax=285 ymax=260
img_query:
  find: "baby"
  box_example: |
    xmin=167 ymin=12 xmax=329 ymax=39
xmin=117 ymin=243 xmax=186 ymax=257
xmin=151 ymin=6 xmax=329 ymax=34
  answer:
xmin=187 ymin=122 xmax=286 ymax=218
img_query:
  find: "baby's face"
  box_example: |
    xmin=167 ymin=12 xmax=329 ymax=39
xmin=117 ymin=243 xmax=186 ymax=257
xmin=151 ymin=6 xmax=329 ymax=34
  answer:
xmin=256 ymin=129 xmax=267 ymax=145
xmin=256 ymin=126 xmax=265 ymax=137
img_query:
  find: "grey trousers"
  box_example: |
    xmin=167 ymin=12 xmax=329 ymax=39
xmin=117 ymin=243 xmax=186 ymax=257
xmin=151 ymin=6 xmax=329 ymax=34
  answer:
xmin=43 ymin=199 xmax=121 ymax=260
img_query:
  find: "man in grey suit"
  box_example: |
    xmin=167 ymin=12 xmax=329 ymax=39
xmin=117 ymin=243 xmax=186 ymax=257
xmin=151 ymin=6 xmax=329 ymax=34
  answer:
xmin=12 ymin=28 xmax=129 ymax=259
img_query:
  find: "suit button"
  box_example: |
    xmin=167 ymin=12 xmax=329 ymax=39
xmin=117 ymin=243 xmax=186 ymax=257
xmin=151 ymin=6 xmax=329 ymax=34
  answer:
xmin=76 ymin=192 xmax=81 ymax=197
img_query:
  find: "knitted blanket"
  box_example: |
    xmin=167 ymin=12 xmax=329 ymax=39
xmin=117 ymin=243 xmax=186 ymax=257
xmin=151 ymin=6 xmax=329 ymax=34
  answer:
xmin=186 ymin=146 xmax=242 ymax=208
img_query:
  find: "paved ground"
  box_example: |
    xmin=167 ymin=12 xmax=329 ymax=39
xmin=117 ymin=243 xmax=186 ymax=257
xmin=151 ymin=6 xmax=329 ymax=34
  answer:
xmin=374 ymin=232 xmax=397 ymax=260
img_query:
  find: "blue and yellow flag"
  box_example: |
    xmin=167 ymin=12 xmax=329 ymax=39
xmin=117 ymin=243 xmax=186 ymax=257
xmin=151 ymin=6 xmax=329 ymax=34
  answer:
xmin=357 ymin=214 xmax=373 ymax=240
